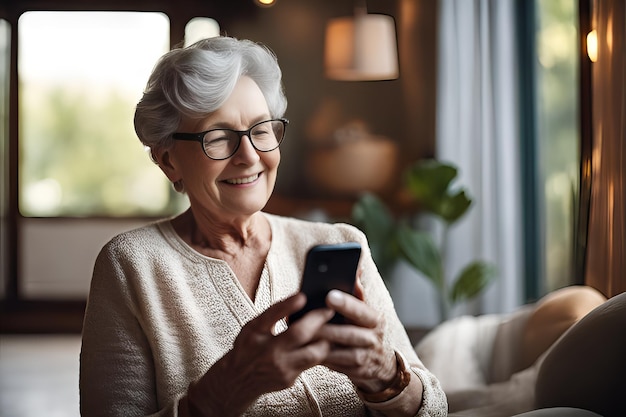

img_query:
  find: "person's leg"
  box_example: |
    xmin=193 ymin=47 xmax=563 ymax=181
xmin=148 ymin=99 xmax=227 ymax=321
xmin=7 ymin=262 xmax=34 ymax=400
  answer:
xmin=534 ymin=291 xmax=626 ymax=417
xmin=520 ymin=286 xmax=606 ymax=370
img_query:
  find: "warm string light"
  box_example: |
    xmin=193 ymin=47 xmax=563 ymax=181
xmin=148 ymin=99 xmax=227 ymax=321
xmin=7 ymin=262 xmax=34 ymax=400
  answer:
xmin=255 ymin=0 xmax=276 ymax=7
xmin=587 ymin=29 xmax=598 ymax=62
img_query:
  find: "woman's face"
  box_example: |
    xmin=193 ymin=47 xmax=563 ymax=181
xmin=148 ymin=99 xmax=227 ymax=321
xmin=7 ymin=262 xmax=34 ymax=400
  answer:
xmin=160 ymin=76 xmax=281 ymax=221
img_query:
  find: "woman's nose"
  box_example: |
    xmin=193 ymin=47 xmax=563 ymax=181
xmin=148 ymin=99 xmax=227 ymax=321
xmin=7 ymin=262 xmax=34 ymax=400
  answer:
xmin=231 ymin=134 xmax=260 ymax=163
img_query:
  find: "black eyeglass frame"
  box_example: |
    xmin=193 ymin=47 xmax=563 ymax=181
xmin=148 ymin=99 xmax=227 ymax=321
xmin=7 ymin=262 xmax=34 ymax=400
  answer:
xmin=172 ymin=118 xmax=289 ymax=160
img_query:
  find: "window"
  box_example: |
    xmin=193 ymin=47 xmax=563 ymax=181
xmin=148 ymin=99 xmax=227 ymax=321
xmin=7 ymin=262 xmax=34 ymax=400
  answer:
xmin=18 ymin=11 xmax=185 ymax=217
xmin=184 ymin=17 xmax=220 ymax=47
xmin=535 ymin=0 xmax=580 ymax=291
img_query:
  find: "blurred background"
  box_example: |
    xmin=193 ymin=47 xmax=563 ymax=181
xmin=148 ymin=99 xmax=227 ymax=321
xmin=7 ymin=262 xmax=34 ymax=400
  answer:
xmin=1 ymin=0 xmax=624 ymax=415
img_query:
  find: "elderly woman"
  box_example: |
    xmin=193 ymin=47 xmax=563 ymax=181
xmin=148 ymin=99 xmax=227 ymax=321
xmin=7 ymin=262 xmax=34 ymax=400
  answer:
xmin=79 ymin=37 xmax=447 ymax=416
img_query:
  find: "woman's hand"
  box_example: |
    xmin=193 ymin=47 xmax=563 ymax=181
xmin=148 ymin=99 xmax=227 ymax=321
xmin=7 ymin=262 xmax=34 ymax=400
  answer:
xmin=317 ymin=277 xmax=424 ymax=417
xmin=318 ymin=278 xmax=397 ymax=393
xmin=185 ymin=293 xmax=335 ymax=417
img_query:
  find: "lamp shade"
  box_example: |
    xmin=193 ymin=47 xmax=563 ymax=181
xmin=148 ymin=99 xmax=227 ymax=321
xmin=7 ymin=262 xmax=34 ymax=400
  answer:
xmin=324 ymin=13 xmax=399 ymax=81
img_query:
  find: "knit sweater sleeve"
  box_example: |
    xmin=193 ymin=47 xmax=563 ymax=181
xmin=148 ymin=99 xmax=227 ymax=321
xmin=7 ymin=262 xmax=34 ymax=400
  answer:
xmin=80 ymin=232 xmax=176 ymax=417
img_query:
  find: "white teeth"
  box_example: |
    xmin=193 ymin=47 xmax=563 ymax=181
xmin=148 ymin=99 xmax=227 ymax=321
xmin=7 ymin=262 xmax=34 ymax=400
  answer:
xmin=226 ymin=174 xmax=259 ymax=185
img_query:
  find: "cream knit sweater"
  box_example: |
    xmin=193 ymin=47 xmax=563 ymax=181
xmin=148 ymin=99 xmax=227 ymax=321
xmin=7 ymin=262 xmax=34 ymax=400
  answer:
xmin=80 ymin=213 xmax=447 ymax=416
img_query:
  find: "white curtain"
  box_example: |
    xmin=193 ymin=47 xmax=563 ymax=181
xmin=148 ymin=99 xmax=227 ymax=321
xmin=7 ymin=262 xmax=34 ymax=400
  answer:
xmin=436 ymin=0 xmax=523 ymax=315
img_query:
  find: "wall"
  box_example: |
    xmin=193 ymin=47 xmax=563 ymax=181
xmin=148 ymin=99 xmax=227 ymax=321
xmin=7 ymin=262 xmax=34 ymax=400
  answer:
xmin=585 ymin=0 xmax=626 ymax=297
xmin=19 ymin=218 xmax=151 ymax=299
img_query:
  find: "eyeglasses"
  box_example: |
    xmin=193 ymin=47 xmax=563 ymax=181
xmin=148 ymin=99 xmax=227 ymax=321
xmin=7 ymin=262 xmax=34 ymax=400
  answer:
xmin=172 ymin=118 xmax=289 ymax=160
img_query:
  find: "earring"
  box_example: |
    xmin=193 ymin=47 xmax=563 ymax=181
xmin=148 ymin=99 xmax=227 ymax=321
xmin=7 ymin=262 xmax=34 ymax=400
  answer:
xmin=146 ymin=146 xmax=158 ymax=164
xmin=173 ymin=180 xmax=185 ymax=193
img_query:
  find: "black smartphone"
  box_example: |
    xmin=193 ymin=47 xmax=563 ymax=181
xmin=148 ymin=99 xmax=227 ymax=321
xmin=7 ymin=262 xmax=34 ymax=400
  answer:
xmin=289 ymin=242 xmax=362 ymax=324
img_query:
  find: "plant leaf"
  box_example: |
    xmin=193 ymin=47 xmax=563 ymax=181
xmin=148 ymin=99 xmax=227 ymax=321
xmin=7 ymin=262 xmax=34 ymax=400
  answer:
xmin=450 ymin=261 xmax=497 ymax=303
xmin=406 ymin=160 xmax=457 ymax=203
xmin=440 ymin=190 xmax=472 ymax=223
xmin=396 ymin=226 xmax=443 ymax=290
xmin=405 ymin=159 xmax=472 ymax=223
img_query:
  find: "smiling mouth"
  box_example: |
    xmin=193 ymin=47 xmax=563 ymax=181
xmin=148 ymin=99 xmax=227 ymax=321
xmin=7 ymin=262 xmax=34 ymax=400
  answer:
xmin=224 ymin=173 xmax=260 ymax=185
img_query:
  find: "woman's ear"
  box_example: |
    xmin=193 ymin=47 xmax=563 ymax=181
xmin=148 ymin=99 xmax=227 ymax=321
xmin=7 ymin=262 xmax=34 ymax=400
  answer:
xmin=152 ymin=146 xmax=181 ymax=184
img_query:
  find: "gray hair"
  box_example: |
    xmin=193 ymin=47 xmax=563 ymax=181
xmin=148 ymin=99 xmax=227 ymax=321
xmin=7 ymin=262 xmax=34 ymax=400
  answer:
xmin=134 ymin=36 xmax=287 ymax=150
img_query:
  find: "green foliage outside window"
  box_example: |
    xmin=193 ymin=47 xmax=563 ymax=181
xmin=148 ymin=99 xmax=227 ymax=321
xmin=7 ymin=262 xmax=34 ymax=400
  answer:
xmin=19 ymin=85 xmax=185 ymax=217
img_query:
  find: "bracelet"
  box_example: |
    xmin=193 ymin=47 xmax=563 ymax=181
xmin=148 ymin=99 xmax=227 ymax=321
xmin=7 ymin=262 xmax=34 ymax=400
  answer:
xmin=359 ymin=351 xmax=411 ymax=403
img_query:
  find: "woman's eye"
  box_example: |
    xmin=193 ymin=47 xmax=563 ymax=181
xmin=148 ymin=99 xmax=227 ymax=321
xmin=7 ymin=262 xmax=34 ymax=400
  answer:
xmin=205 ymin=130 xmax=237 ymax=143
xmin=252 ymin=127 xmax=274 ymax=138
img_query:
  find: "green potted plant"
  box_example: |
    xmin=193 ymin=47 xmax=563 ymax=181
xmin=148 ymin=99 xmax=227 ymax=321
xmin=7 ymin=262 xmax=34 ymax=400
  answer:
xmin=352 ymin=159 xmax=496 ymax=320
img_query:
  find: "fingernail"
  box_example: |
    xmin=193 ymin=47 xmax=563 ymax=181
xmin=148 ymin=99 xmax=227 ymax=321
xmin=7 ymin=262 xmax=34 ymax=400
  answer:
xmin=327 ymin=289 xmax=344 ymax=304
